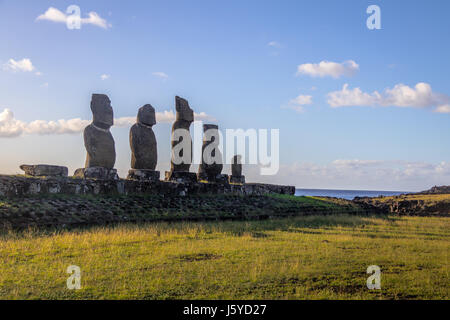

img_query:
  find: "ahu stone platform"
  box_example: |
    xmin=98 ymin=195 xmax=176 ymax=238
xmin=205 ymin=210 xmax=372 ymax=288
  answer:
xmin=0 ymin=174 xmax=295 ymax=198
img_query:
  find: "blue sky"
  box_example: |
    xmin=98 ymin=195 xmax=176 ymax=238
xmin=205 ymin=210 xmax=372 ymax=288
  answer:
xmin=0 ymin=0 xmax=449 ymax=191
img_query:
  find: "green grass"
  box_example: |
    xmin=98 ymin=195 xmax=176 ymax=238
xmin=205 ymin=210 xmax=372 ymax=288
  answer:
xmin=0 ymin=215 xmax=448 ymax=299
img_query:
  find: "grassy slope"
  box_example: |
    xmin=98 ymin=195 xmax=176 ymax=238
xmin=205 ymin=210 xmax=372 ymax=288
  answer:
xmin=0 ymin=194 xmax=370 ymax=228
xmin=0 ymin=215 xmax=448 ymax=299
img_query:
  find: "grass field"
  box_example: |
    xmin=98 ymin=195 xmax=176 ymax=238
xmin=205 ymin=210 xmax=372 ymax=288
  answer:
xmin=0 ymin=214 xmax=448 ymax=299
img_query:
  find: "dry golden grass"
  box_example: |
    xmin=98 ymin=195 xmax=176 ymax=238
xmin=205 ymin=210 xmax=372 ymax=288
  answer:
xmin=374 ymin=194 xmax=450 ymax=203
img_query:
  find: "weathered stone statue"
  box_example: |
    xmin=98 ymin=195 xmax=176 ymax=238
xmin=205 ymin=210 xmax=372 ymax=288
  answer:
xmin=229 ymin=155 xmax=245 ymax=184
xmin=198 ymin=124 xmax=227 ymax=183
xmin=165 ymin=96 xmax=197 ymax=183
xmin=127 ymin=104 xmax=160 ymax=182
xmin=74 ymin=94 xmax=118 ymax=180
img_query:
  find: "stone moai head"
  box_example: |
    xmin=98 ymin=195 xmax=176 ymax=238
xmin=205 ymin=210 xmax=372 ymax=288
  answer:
xmin=175 ymin=96 xmax=194 ymax=123
xmin=203 ymin=124 xmax=219 ymax=142
xmin=232 ymin=155 xmax=242 ymax=165
xmin=137 ymin=104 xmax=156 ymax=126
xmin=91 ymin=94 xmax=113 ymax=129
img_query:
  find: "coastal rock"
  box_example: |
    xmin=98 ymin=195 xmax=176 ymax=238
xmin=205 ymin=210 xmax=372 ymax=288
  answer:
xmin=130 ymin=104 xmax=157 ymax=170
xmin=20 ymin=164 xmax=68 ymax=177
xmin=418 ymin=185 xmax=450 ymax=194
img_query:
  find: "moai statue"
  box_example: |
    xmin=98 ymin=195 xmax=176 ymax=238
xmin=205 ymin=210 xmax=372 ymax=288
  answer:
xmin=197 ymin=124 xmax=227 ymax=183
xmin=127 ymin=104 xmax=160 ymax=182
xmin=229 ymin=155 xmax=245 ymax=184
xmin=165 ymin=96 xmax=197 ymax=183
xmin=73 ymin=94 xmax=118 ymax=180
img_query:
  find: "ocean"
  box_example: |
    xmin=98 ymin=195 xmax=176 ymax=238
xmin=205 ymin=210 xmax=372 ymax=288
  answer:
xmin=295 ymin=188 xmax=408 ymax=200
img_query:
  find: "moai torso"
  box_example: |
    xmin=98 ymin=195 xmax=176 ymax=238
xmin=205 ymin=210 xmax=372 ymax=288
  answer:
xmin=198 ymin=124 xmax=223 ymax=179
xmin=170 ymin=96 xmax=194 ymax=172
xmin=232 ymin=155 xmax=242 ymax=177
xmin=130 ymin=104 xmax=157 ymax=170
xmin=84 ymin=94 xmax=116 ymax=169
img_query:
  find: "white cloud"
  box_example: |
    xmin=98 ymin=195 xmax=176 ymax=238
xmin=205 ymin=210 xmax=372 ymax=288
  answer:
xmin=248 ymin=159 xmax=450 ymax=191
xmin=267 ymin=41 xmax=281 ymax=48
xmin=285 ymin=94 xmax=313 ymax=113
xmin=296 ymin=60 xmax=359 ymax=78
xmin=25 ymin=118 xmax=91 ymax=135
xmin=41 ymin=82 xmax=49 ymax=88
xmin=82 ymin=12 xmax=110 ymax=29
xmin=434 ymin=104 xmax=450 ymax=114
xmin=332 ymin=159 xmax=384 ymax=167
xmin=0 ymin=109 xmax=25 ymax=138
xmin=290 ymin=95 xmax=312 ymax=105
xmin=328 ymin=84 xmax=380 ymax=107
xmin=113 ymin=111 xmax=214 ymax=126
xmin=383 ymin=82 xmax=437 ymax=107
xmin=3 ymin=58 xmax=35 ymax=72
xmin=194 ymin=112 xmax=216 ymax=122
xmin=36 ymin=7 xmax=67 ymax=23
xmin=152 ymin=72 xmax=169 ymax=80
xmin=100 ymin=74 xmax=110 ymax=80
xmin=327 ymin=82 xmax=450 ymax=113
xmin=0 ymin=108 xmax=215 ymax=138
xmin=36 ymin=7 xmax=111 ymax=29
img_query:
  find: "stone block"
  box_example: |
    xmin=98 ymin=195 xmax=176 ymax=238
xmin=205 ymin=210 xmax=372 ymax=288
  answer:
xmin=229 ymin=175 xmax=245 ymax=184
xmin=73 ymin=167 xmax=119 ymax=180
xmin=165 ymin=171 xmax=197 ymax=183
xmin=20 ymin=164 xmax=68 ymax=177
xmin=127 ymin=169 xmax=160 ymax=182
xmin=198 ymin=172 xmax=229 ymax=184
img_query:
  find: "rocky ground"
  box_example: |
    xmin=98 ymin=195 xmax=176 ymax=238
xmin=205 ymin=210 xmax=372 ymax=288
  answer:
xmin=416 ymin=185 xmax=450 ymax=194
xmin=352 ymin=193 xmax=450 ymax=216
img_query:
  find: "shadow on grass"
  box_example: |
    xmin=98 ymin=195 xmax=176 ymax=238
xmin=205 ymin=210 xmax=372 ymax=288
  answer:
xmin=0 ymin=193 xmax=391 ymax=240
xmin=201 ymin=214 xmax=389 ymax=237
xmin=0 ymin=213 xmax=391 ymax=241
